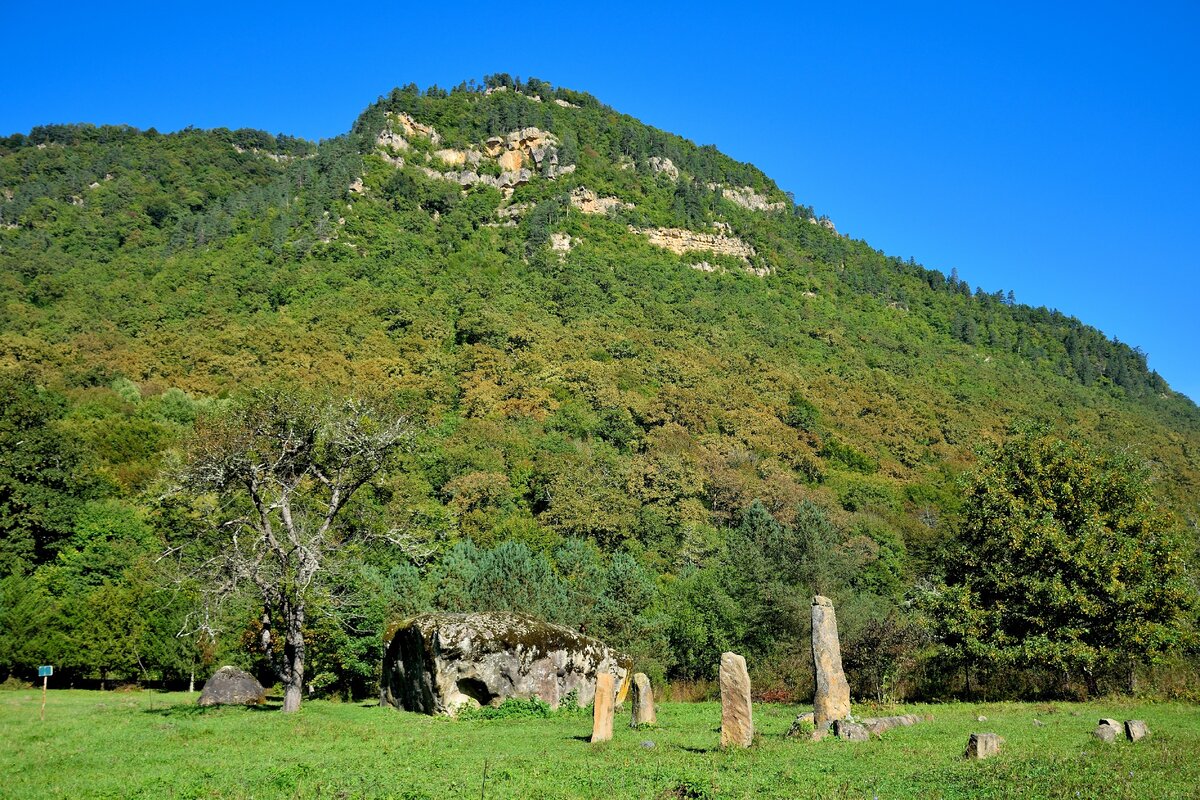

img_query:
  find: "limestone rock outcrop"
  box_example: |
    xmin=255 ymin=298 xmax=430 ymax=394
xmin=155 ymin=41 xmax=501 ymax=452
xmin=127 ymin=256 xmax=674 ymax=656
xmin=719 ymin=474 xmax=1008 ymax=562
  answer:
xmin=709 ymin=184 xmax=786 ymax=212
xmin=372 ymin=116 xmax=575 ymax=192
xmin=811 ymin=595 xmax=851 ymax=730
xmin=380 ymin=612 xmax=631 ymax=716
xmin=638 ymin=227 xmax=756 ymax=261
xmin=570 ymin=187 xmax=632 ymax=215
xmin=647 ymin=156 xmax=679 ymax=180
xmin=197 ymin=666 xmax=266 ymax=707
xmin=390 ymin=112 xmax=440 ymax=144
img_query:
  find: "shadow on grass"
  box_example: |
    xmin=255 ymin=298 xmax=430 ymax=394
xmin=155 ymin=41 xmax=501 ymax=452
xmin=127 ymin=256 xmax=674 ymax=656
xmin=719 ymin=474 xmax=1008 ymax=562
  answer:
xmin=145 ymin=701 xmax=281 ymax=717
xmin=679 ymin=745 xmax=718 ymax=753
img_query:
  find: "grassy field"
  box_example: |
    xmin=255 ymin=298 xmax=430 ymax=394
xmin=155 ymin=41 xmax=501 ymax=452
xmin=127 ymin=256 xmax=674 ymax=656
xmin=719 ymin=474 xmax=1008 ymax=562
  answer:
xmin=1 ymin=690 xmax=1197 ymax=799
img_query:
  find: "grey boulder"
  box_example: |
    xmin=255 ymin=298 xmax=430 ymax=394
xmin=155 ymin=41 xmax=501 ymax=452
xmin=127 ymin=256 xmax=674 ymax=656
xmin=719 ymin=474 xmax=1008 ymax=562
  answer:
xmin=197 ymin=666 xmax=266 ymax=707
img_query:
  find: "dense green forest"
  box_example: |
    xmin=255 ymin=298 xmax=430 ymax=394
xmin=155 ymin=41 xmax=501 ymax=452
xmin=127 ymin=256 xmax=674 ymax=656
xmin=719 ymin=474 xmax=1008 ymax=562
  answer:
xmin=1 ymin=75 xmax=1197 ymax=702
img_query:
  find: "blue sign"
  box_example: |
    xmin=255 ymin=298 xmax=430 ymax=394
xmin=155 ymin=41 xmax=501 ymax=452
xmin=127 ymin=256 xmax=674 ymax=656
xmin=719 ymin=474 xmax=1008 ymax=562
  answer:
xmin=38 ymin=665 xmax=52 ymax=677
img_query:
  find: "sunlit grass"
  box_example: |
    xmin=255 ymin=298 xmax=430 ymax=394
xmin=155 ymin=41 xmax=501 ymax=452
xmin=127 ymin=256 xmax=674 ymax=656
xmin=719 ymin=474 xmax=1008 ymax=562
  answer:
xmin=1 ymin=690 xmax=1196 ymax=798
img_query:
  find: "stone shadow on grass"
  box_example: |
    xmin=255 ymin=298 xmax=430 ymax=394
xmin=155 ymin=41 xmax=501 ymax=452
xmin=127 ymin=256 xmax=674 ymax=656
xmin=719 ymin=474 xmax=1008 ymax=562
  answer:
xmin=145 ymin=700 xmax=281 ymax=717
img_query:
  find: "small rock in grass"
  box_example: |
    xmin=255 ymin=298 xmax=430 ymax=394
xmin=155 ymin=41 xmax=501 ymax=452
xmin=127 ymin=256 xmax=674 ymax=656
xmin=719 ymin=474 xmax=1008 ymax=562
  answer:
xmin=1033 ymin=719 xmax=1046 ymax=727
xmin=833 ymin=720 xmax=869 ymax=741
xmin=640 ymin=740 xmax=656 ymax=749
xmin=976 ymin=715 xmax=987 ymax=722
xmin=1093 ymin=724 xmax=1119 ymax=743
xmin=1124 ymin=720 xmax=1150 ymax=742
xmin=964 ymin=733 xmax=1003 ymax=760
xmin=1098 ymin=717 xmax=1121 ymax=728
xmin=786 ymin=712 xmax=815 ymax=738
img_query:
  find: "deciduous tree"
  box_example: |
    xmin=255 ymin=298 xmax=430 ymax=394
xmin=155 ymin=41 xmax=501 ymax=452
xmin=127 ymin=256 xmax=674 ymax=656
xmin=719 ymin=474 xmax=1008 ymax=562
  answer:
xmin=174 ymin=389 xmax=417 ymax=711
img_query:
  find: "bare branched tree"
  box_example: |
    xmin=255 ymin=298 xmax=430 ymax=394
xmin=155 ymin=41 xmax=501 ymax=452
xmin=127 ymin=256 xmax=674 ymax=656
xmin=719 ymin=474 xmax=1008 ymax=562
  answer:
xmin=175 ymin=389 xmax=417 ymax=712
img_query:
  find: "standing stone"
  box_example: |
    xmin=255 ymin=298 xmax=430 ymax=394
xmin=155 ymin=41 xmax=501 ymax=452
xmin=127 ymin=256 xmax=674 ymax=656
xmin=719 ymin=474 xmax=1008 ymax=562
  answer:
xmin=1093 ymin=724 xmax=1118 ymax=743
xmin=630 ymin=673 xmax=656 ymax=727
xmin=719 ymin=652 xmax=753 ymax=748
xmin=811 ymin=596 xmax=851 ymax=730
xmin=964 ymin=733 xmax=1004 ymax=759
xmin=1124 ymin=720 xmax=1150 ymax=742
xmin=591 ymin=672 xmax=615 ymax=742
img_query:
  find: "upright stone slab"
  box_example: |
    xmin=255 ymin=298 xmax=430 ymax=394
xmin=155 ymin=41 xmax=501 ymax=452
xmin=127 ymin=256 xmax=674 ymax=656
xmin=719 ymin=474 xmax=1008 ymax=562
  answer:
xmin=719 ymin=651 xmax=753 ymax=748
xmin=591 ymin=672 xmax=615 ymax=742
xmin=630 ymin=672 xmax=656 ymax=727
xmin=811 ymin=595 xmax=851 ymax=730
xmin=964 ymin=733 xmax=1004 ymax=759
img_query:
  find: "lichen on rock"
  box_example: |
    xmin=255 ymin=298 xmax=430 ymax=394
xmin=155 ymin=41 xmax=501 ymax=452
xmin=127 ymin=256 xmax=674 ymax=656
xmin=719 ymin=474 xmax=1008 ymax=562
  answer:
xmin=380 ymin=611 xmax=631 ymax=716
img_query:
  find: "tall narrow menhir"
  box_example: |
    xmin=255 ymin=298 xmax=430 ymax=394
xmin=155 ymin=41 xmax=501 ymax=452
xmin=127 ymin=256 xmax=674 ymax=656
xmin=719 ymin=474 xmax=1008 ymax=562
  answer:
xmin=719 ymin=652 xmax=753 ymax=747
xmin=811 ymin=595 xmax=851 ymax=730
xmin=591 ymin=672 xmax=615 ymax=742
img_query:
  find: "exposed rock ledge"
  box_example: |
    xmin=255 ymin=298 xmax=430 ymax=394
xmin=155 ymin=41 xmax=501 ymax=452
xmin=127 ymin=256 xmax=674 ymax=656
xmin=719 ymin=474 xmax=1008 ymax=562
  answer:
xmin=709 ymin=183 xmax=786 ymax=212
xmin=647 ymin=156 xmax=679 ymax=180
xmin=637 ymin=227 xmax=767 ymax=277
xmin=569 ymin=187 xmax=632 ymax=215
xmin=372 ymin=117 xmax=576 ymax=192
xmin=637 ymin=226 xmax=756 ymax=260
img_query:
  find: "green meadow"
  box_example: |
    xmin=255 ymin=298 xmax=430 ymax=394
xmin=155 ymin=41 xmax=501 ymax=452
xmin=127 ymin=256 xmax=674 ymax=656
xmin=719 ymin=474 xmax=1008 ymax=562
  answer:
xmin=1 ymin=690 xmax=1197 ymax=799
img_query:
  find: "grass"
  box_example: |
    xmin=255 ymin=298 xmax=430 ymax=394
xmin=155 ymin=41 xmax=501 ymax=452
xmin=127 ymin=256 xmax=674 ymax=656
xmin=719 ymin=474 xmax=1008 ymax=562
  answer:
xmin=1 ymin=690 xmax=1198 ymax=798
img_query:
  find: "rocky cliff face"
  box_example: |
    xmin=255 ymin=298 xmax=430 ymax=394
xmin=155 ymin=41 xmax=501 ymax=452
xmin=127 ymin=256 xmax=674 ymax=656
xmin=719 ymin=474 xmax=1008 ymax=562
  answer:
xmin=371 ymin=116 xmax=574 ymax=194
xmin=715 ymin=184 xmax=786 ymax=212
xmin=380 ymin=612 xmax=632 ymax=716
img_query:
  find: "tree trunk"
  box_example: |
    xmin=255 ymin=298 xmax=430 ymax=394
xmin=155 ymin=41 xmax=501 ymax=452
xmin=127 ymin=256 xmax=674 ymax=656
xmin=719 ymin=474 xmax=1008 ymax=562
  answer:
xmin=281 ymin=602 xmax=305 ymax=713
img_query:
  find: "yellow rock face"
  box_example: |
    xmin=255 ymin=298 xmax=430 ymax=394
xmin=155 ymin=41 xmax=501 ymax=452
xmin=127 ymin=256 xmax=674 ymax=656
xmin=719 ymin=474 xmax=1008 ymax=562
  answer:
xmin=497 ymin=149 xmax=524 ymax=172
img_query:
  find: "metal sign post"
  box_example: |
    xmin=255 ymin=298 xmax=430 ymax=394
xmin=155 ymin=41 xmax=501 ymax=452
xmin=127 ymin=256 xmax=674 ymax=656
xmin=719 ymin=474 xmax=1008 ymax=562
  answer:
xmin=38 ymin=665 xmax=52 ymax=721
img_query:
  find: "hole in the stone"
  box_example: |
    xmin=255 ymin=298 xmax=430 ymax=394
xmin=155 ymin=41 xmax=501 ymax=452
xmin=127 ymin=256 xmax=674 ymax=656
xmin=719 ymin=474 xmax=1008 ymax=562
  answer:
xmin=456 ymin=677 xmax=495 ymax=706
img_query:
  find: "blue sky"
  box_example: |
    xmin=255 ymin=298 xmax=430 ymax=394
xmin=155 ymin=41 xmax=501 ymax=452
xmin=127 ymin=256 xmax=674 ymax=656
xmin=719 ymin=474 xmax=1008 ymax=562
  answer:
xmin=6 ymin=1 xmax=1198 ymax=401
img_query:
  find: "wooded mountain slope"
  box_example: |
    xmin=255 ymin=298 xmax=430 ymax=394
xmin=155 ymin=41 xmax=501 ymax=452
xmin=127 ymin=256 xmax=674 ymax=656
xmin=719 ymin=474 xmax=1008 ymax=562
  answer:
xmin=1 ymin=76 xmax=1196 ymax=697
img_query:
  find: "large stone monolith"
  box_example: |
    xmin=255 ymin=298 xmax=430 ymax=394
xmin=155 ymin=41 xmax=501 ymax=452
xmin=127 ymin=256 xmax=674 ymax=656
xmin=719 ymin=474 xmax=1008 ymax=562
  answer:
xmin=591 ymin=672 xmax=615 ymax=742
xmin=811 ymin=595 xmax=851 ymax=730
xmin=630 ymin=672 xmax=656 ymax=727
xmin=719 ymin=651 xmax=753 ymax=748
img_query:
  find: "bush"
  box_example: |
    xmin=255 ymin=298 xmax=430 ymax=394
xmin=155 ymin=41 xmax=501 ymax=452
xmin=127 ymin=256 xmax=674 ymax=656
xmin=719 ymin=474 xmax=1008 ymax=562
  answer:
xmin=457 ymin=696 xmax=553 ymax=721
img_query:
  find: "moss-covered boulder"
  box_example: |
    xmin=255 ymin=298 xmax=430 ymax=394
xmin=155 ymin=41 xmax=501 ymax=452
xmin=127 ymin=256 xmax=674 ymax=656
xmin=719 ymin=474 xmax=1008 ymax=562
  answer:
xmin=380 ymin=612 xmax=632 ymax=715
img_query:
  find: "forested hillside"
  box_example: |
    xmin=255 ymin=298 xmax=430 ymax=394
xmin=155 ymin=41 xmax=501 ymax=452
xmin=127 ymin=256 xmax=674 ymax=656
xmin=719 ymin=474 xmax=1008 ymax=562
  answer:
xmin=1 ymin=76 xmax=1197 ymax=700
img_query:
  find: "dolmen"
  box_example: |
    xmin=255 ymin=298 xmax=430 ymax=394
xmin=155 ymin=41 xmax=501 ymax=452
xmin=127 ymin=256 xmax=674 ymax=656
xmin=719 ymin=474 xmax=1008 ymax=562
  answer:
xmin=380 ymin=612 xmax=630 ymax=715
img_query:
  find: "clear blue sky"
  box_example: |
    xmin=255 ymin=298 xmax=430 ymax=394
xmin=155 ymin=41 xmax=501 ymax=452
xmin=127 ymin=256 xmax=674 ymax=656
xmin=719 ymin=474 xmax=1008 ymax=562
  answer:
xmin=6 ymin=1 xmax=1198 ymax=401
